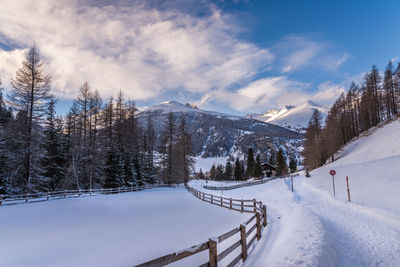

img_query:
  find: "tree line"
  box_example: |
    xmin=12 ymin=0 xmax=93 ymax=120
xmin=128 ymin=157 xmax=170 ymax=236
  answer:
xmin=204 ymin=147 xmax=297 ymax=181
xmin=0 ymin=46 xmax=194 ymax=194
xmin=303 ymin=62 xmax=400 ymax=170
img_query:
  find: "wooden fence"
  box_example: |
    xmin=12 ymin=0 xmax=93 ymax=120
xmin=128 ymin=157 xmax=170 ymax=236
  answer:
xmin=203 ymin=177 xmax=276 ymax=191
xmin=0 ymin=184 xmax=173 ymax=206
xmin=135 ymin=184 xmax=268 ymax=267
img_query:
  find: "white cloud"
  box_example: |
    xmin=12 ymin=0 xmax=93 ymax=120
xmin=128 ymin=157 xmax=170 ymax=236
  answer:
xmin=276 ymin=35 xmax=348 ymax=73
xmin=0 ymin=0 xmax=273 ymax=100
xmin=196 ymin=76 xmax=345 ymax=113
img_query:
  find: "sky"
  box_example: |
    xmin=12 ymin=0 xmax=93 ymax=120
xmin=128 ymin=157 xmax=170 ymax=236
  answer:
xmin=0 ymin=0 xmax=399 ymax=115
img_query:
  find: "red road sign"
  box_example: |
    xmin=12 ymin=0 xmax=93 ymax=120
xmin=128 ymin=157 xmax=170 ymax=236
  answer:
xmin=330 ymin=170 xmax=336 ymax=176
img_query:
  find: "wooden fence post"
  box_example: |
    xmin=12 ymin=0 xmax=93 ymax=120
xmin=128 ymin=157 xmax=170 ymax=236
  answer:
xmin=240 ymin=224 xmax=247 ymax=262
xmin=262 ymin=205 xmax=267 ymax=227
xmin=220 ymin=196 xmax=223 ymax=206
xmin=256 ymin=212 xmax=261 ymax=240
xmin=211 ymin=195 xmax=213 ymax=204
xmin=230 ymin=198 xmax=232 ymax=209
xmin=253 ymin=199 xmax=257 ymax=212
xmin=0 ymin=195 xmax=2 ymax=205
xmin=47 ymin=192 xmax=50 ymax=201
xmin=64 ymin=190 xmax=67 ymax=198
xmin=208 ymin=238 xmax=218 ymax=267
xmin=241 ymin=200 xmax=244 ymax=213
xmin=202 ymin=193 xmax=205 ymax=201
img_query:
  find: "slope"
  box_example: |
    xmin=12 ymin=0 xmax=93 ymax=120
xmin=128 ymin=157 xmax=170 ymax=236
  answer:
xmin=308 ymin=116 xmax=400 ymax=214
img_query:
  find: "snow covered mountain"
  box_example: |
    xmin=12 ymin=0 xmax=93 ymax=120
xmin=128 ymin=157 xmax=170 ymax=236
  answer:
xmin=138 ymin=101 xmax=303 ymax=162
xmin=248 ymin=100 xmax=328 ymax=132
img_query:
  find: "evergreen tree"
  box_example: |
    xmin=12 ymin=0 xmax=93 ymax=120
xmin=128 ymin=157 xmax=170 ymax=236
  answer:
xmin=246 ymin=147 xmax=255 ymax=178
xmin=41 ymin=98 xmax=66 ymax=191
xmin=216 ymin=164 xmax=224 ymax=181
xmin=254 ymin=154 xmax=263 ymax=178
xmin=234 ymin=157 xmax=243 ymax=181
xmin=224 ymin=160 xmax=233 ymax=180
xmin=275 ymin=149 xmax=287 ymax=176
xmin=210 ymin=164 xmax=216 ymax=180
xmin=103 ymin=146 xmax=125 ymax=188
xmin=289 ymin=158 xmax=297 ymax=173
xmin=199 ymin=168 xmax=205 ymax=180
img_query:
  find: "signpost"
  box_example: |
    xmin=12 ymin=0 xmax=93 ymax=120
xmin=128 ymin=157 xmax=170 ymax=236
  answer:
xmin=330 ymin=170 xmax=336 ymax=196
xmin=346 ymin=176 xmax=351 ymax=202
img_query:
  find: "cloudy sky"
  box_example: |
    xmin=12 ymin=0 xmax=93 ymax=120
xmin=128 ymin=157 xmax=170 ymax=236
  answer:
xmin=0 ymin=0 xmax=399 ymax=115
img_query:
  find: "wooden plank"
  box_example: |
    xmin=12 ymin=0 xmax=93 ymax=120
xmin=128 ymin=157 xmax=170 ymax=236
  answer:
xmin=218 ymin=227 xmax=239 ymax=242
xmin=227 ymin=253 xmax=242 ymax=267
xmin=256 ymin=212 xmax=261 ymax=240
xmin=247 ymin=233 xmax=257 ymax=249
xmin=245 ymin=214 xmax=256 ymax=225
xmin=217 ymin=239 xmax=241 ymax=262
xmin=135 ymin=241 xmax=209 ymax=267
xmin=246 ymin=223 xmax=256 ymax=238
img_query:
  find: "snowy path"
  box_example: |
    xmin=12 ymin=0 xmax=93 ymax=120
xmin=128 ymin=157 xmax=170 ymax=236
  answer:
xmin=0 ymin=187 xmax=248 ymax=267
xmin=294 ymin=179 xmax=400 ymax=267
xmin=190 ymin=178 xmax=400 ymax=266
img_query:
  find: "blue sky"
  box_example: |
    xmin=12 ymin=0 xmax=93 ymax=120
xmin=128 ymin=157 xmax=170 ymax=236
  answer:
xmin=0 ymin=0 xmax=399 ymax=115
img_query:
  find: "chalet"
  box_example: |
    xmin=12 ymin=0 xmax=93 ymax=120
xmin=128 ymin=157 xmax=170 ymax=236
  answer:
xmin=262 ymin=162 xmax=276 ymax=177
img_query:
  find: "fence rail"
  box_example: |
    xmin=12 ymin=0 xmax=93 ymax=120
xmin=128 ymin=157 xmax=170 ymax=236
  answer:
xmin=0 ymin=184 xmax=173 ymax=206
xmin=136 ymin=184 xmax=268 ymax=267
xmin=203 ymin=177 xmax=277 ymax=191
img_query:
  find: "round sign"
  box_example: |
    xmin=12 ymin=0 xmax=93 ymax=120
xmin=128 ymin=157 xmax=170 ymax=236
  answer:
xmin=330 ymin=170 xmax=336 ymax=176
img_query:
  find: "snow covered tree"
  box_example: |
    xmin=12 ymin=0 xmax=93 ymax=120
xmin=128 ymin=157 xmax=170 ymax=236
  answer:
xmin=8 ymin=46 xmax=51 ymax=192
xmin=199 ymin=168 xmax=205 ymax=180
xmin=41 ymin=98 xmax=67 ymax=191
xmin=103 ymin=146 xmax=125 ymax=188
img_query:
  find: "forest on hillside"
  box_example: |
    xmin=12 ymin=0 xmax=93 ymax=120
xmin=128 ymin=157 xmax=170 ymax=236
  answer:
xmin=0 ymin=47 xmax=194 ymax=194
xmin=303 ymin=62 xmax=400 ymax=170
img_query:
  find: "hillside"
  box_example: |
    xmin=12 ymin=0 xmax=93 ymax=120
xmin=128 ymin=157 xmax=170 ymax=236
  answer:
xmin=138 ymin=101 xmax=304 ymax=162
xmin=308 ymin=116 xmax=400 ymax=214
xmin=248 ymin=100 xmax=328 ymax=132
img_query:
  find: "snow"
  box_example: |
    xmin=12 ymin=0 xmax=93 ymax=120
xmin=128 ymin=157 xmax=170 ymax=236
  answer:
xmin=309 ymin=117 xmax=400 ymax=214
xmin=249 ymin=100 xmax=328 ymax=130
xmin=141 ymin=100 xmax=241 ymax=120
xmin=0 ymin=187 xmax=248 ymax=267
xmin=188 ymin=118 xmax=400 ymax=266
xmin=193 ymin=155 xmax=228 ymax=172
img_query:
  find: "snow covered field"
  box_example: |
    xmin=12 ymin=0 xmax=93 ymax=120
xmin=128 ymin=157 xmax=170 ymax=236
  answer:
xmin=0 ymin=187 xmax=248 ymax=267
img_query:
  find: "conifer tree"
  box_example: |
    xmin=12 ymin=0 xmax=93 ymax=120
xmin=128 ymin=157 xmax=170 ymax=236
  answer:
xmin=246 ymin=147 xmax=255 ymax=178
xmin=210 ymin=164 xmax=216 ymax=180
xmin=41 ymin=98 xmax=66 ymax=190
xmin=289 ymin=158 xmax=297 ymax=173
xmin=275 ymin=149 xmax=287 ymax=176
xmin=9 ymin=46 xmax=51 ymax=192
xmin=103 ymin=146 xmax=125 ymax=188
xmin=199 ymin=168 xmax=205 ymax=180
xmin=224 ymin=160 xmax=233 ymax=180
xmin=254 ymin=154 xmax=263 ymax=178
xmin=234 ymin=157 xmax=243 ymax=181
